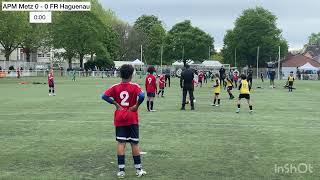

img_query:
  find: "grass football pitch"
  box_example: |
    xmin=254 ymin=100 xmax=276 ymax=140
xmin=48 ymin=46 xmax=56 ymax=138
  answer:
xmin=0 ymin=76 xmax=319 ymax=180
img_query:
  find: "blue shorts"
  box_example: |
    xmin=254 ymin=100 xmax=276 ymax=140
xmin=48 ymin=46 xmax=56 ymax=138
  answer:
xmin=116 ymin=125 xmax=139 ymax=144
xmin=147 ymin=92 xmax=155 ymax=97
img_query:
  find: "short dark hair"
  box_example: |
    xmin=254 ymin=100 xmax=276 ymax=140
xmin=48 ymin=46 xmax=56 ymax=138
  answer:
xmin=147 ymin=66 xmax=156 ymax=74
xmin=240 ymin=74 xmax=247 ymax=79
xmin=185 ymin=64 xmax=190 ymax=69
xmin=119 ymin=64 xmax=134 ymax=79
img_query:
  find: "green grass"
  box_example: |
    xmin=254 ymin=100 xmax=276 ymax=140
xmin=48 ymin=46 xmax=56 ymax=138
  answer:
xmin=0 ymin=76 xmax=319 ymax=180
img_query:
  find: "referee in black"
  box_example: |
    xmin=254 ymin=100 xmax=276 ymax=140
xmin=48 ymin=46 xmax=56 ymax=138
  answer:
xmin=180 ymin=64 xmax=195 ymax=110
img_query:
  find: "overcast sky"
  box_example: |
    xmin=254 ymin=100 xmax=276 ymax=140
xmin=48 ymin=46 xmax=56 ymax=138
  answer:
xmin=100 ymin=0 xmax=320 ymax=51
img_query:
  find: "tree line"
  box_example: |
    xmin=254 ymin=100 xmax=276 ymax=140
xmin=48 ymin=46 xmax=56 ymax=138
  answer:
xmin=3 ymin=1 xmax=316 ymax=68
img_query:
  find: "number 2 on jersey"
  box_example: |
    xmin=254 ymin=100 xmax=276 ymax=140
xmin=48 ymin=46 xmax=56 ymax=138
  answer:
xmin=120 ymin=91 xmax=129 ymax=106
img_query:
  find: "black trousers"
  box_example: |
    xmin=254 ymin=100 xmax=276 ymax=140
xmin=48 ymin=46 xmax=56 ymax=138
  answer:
xmin=182 ymin=88 xmax=194 ymax=108
xmin=165 ymin=74 xmax=171 ymax=87
xmin=247 ymin=78 xmax=253 ymax=87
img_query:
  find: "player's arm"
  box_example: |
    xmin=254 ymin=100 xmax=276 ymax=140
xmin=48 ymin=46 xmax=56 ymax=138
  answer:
xmin=101 ymin=91 xmax=121 ymax=110
xmin=180 ymin=73 xmax=184 ymax=88
xmin=129 ymin=91 xmax=145 ymax=112
xmin=238 ymin=83 xmax=242 ymax=90
xmin=214 ymin=79 xmax=219 ymax=87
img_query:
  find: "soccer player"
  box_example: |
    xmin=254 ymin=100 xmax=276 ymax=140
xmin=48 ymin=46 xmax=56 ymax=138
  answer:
xmin=212 ymin=74 xmax=221 ymax=107
xmin=157 ymin=73 xmax=165 ymax=97
xmin=145 ymin=66 xmax=157 ymax=112
xmin=48 ymin=69 xmax=55 ymax=96
xmin=226 ymin=76 xmax=235 ymax=99
xmin=72 ymin=69 xmax=76 ymax=81
xmin=287 ymin=71 xmax=295 ymax=92
xmin=198 ymin=71 xmax=204 ymax=87
xmin=236 ymin=74 xmax=253 ymax=113
xmin=101 ymin=64 xmax=146 ymax=178
xmin=233 ymin=71 xmax=239 ymax=88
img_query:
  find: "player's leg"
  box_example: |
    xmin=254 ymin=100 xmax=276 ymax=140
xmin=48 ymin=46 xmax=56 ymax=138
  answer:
xmin=146 ymin=96 xmax=151 ymax=111
xmin=181 ymin=89 xmax=187 ymax=110
xmin=217 ymin=94 xmax=220 ymax=106
xmin=212 ymin=93 xmax=217 ymax=106
xmin=129 ymin=125 xmax=146 ymax=177
xmin=236 ymin=96 xmax=241 ymax=113
xmin=246 ymin=96 xmax=253 ymax=113
xmin=116 ymin=126 xmax=127 ymax=178
xmin=52 ymin=85 xmax=55 ymax=96
xmin=49 ymin=86 xmax=52 ymax=96
xmin=150 ymin=96 xmax=156 ymax=111
xmin=189 ymin=89 xmax=195 ymax=110
xmin=161 ymin=88 xmax=164 ymax=97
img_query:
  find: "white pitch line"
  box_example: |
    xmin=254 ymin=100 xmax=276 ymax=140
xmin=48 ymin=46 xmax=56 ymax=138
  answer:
xmin=0 ymin=119 xmax=319 ymax=129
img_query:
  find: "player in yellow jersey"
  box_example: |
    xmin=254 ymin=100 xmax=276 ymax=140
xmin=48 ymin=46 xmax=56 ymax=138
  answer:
xmin=236 ymin=74 xmax=253 ymax=113
xmin=211 ymin=74 xmax=221 ymax=107
xmin=226 ymin=76 xmax=235 ymax=99
xmin=287 ymin=71 xmax=295 ymax=92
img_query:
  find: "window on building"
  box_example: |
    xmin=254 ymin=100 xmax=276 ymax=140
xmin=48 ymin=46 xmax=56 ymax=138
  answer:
xmin=37 ymin=53 xmax=45 ymax=58
xmin=46 ymin=54 xmax=51 ymax=58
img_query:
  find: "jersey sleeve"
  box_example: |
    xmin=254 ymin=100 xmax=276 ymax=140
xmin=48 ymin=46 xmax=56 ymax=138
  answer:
xmin=135 ymin=84 xmax=143 ymax=95
xmin=104 ymin=86 xmax=114 ymax=98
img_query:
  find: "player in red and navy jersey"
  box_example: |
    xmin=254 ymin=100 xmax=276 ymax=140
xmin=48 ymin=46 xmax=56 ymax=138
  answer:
xmin=101 ymin=64 xmax=146 ymax=178
xmin=198 ymin=71 xmax=204 ymax=87
xmin=157 ymin=73 xmax=165 ymax=97
xmin=145 ymin=66 xmax=157 ymax=112
xmin=48 ymin=69 xmax=55 ymax=96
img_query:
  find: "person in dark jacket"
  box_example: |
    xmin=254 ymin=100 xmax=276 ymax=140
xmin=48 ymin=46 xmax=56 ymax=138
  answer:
xmin=180 ymin=64 xmax=195 ymax=110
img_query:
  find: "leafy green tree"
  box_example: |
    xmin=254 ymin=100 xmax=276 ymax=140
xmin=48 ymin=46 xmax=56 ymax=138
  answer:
xmin=52 ymin=11 xmax=107 ymax=68
xmin=21 ymin=24 xmax=50 ymax=62
xmin=211 ymin=53 xmax=223 ymax=62
xmin=164 ymin=20 xmax=214 ymax=65
xmin=308 ymin=32 xmax=320 ymax=45
xmin=0 ymin=11 xmax=28 ymax=61
xmin=133 ymin=15 xmax=166 ymax=64
xmin=221 ymin=7 xmax=288 ymax=67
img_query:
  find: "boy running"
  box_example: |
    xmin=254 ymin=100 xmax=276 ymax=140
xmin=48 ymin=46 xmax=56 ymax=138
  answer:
xmin=236 ymin=74 xmax=253 ymax=113
xmin=157 ymin=73 xmax=165 ymax=97
xmin=101 ymin=64 xmax=146 ymax=178
xmin=287 ymin=71 xmax=295 ymax=92
xmin=145 ymin=66 xmax=157 ymax=112
xmin=226 ymin=76 xmax=235 ymax=99
xmin=212 ymin=74 xmax=221 ymax=107
xmin=48 ymin=69 xmax=55 ymax=96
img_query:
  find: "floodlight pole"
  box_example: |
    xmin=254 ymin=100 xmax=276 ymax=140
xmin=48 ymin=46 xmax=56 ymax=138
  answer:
xmin=160 ymin=45 xmax=163 ymax=74
xmin=256 ymin=46 xmax=259 ymax=79
xmin=140 ymin=45 xmax=143 ymax=64
xmin=278 ymin=46 xmax=281 ymax=80
xmin=234 ymin=48 xmax=237 ymax=67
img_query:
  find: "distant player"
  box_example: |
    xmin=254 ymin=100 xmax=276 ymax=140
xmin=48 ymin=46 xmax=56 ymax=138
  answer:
xmin=198 ymin=71 xmax=204 ymax=87
xmin=236 ymin=74 xmax=253 ymax=113
xmin=233 ymin=70 xmax=239 ymax=88
xmin=145 ymin=66 xmax=157 ymax=112
xmin=72 ymin=70 xmax=76 ymax=81
xmin=226 ymin=76 xmax=235 ymax=99
xmin=212 ymin=74 xmax=221 ymax=107
xmin=260 ymin=72 xmax=264 ymax=83
xmin=101 ymin=64 xmax=146 ymax=178
xmin=157 ymin=73 xmax=165 ymax=97
xmin=287 ymin=71 xmax=295 ymax=92
xmin=48 ymin=69 xmax=55 ymax=96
